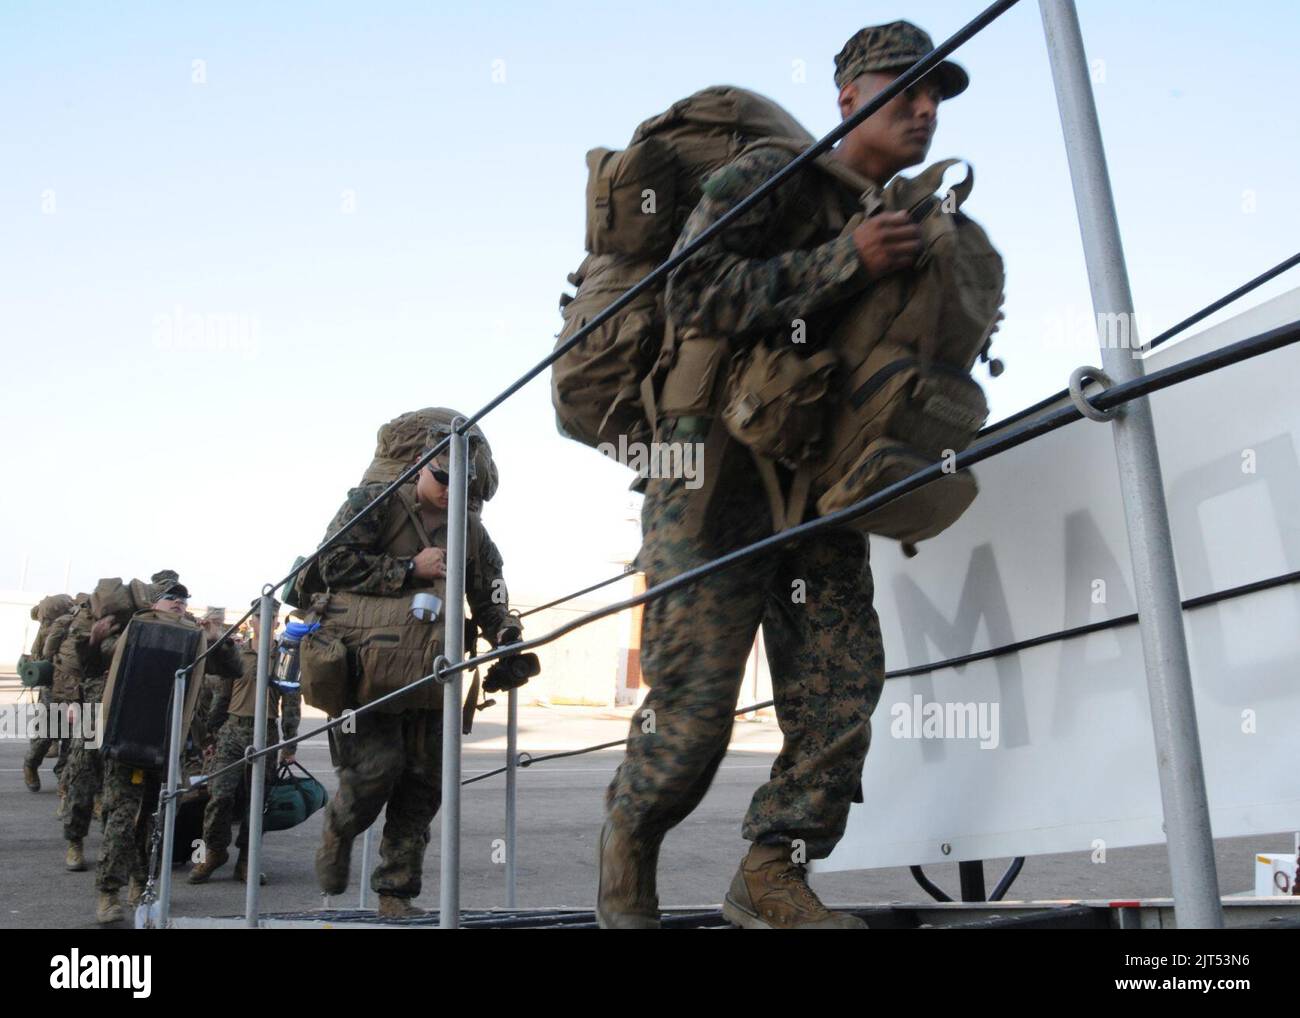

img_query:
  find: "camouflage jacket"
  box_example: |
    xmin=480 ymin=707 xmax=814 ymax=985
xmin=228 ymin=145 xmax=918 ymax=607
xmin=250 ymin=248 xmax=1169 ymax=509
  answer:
xmin=664 ymin=146 xmax=872 ymax=350
xmin=317 ymin=482 xmax=514 ymax=645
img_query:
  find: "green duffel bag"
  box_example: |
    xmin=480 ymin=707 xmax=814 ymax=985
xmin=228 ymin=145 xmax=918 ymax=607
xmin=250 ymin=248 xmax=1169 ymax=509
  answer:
xmin=18 ymin=655 xmax=54 ymax=688
xmin=262 ymin=760 xmax=328 ymax=832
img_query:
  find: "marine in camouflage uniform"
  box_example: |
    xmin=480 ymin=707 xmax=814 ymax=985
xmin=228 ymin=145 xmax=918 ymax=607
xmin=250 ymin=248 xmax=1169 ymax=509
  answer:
xmin=94 ymin=583 xmax=216 ymax=922
xmin=59 ymin=604 xmax=114 ymax=866
xmin=309 ymin=409 xmax=519 ymax=917
xmin=190 ymin=632 xmax=278 ymax=883
xmin=271 ymin=675 xmax=301 ymax=758
xmin=601 ymin=21 xmax=968 ymax=928
xmin=21 ymin=594 xmax=74 ymax=792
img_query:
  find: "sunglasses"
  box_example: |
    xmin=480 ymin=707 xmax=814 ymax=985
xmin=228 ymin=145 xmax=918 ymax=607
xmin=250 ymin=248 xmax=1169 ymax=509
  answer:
xmin=160 ymin=593 xmax=187 ymax=604
xmin=427 ymin=467 xmax=450 ymax=485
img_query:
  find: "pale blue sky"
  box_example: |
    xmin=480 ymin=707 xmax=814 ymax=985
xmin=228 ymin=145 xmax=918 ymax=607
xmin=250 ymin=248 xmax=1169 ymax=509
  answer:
xmin=2 ymin=0 xmax=1297 ymax=608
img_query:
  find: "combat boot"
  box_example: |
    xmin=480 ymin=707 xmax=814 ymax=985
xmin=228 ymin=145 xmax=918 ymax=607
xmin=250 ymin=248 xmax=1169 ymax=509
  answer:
xmin=596 ymin=819 xmax=661 ymax=929
xmin=22 ymin=764 xmax=40 ymax=792
xmin=65 ymin=839 xmax=85 ymax=872
xmin=187 ymin=847 xmax=228 ymax=883
xmin=96 ymin=891 xmax=124 ymax=925
xmin=376 ymin=895 xmax=427 ymax=919
xmin=234 ymin=851 xmax=268 ymax=885
xmin=314 ymin=824 xmax=352 ymax=895
xmin=722 ymin=844 xmax=867 ymax=929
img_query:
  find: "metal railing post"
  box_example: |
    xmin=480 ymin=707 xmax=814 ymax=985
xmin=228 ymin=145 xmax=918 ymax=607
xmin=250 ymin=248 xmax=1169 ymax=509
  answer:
xmin=1039 ymin=0 xmax=1223 ymax=928
xmin=440 ymin=422 xmax=470 ymax=928
xmin=359 ymin=823 xmax=376 ymax=910
xmin=244 ymin=592 xmax=275 ymax=927
xmin=506 ymin=687 xmax=518 ymax=908
xmin=156 ymin=667 xmax=187 ymax=927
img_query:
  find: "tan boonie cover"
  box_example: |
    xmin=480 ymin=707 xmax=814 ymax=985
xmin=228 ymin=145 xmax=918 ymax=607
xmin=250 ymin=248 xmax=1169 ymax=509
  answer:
xmin=553 ymin=86 xmax=817 ymax=456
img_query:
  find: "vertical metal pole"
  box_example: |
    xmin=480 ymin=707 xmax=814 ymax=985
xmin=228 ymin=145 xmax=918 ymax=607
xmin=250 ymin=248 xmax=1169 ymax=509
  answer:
xmin=505 ymin=687 xmax=518 ymax=908
xmin=439 ymin=423 xmax=469 ymax=928
xmin=958 ymin=861 xmax=986 ymax=902
xmin=1039 ymin=0 xmax=1223 ymax=928
xmin=244 ymin=593 xmax=275 ymax=927
xmin=157 ymin=668 xmax=187 ymax=927
xmin=358 ymin=823 xmax=376 ymax=910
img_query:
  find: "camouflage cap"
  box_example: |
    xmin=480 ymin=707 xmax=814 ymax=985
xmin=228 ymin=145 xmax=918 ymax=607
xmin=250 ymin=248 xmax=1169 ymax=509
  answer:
xmin=833 ymin=20 xmax=969 ymax=99
xmin=151 ymin=569 xmax=180 ymax=584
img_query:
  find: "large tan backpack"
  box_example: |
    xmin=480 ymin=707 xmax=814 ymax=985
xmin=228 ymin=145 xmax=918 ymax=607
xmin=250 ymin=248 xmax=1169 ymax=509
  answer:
xmin=359 ymin=407 xmax=498 ymax=511
xmin=289 ymin=408 xmax=499 ymax=608
xmin=552 ymin=86 xmax=815 ymax=452
xmin=721 ymin=156 xmax=1005 ymax=552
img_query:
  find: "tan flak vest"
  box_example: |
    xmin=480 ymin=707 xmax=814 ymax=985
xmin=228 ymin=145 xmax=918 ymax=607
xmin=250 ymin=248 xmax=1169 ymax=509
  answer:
xmin=301 ymin=485 xmax=484 ymax=718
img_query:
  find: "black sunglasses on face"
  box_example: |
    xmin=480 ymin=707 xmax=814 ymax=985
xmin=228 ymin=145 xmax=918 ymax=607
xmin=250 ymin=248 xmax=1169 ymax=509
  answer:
xmin=428 ymin=468 xmax=449 ymax=485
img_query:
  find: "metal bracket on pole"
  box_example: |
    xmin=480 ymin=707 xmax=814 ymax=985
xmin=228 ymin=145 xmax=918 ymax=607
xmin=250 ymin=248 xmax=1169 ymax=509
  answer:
xmin=440 ymin=421 xmax=470 ymax=928
xmin=1067 ymin=365 xmax=1120 ymax=422
xmin=244 ymin=590 xmax=276 ymax=928
xmin=157 ymin=667 xmax=188 ymax=927
xmin=1039 ymin=0 xmax=1223 ymax=928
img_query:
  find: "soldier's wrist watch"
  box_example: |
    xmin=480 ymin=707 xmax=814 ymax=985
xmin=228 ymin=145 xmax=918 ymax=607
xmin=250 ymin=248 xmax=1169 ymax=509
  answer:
xmin=404 ymin=558 xmax=417 ymax=583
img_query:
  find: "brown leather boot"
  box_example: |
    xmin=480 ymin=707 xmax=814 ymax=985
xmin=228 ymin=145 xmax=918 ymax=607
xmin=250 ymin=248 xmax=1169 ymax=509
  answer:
xmin=187 ymin=847 xmax=229 ymax=883
xmin=723 ymin=844 xmax=867 ymax=929
xmin=596 ymin=819 xmax=661 ymax=929
xmin=315 ymin=824 xmax=352 ymax=895
xmin=376 ymin=895 xmax=427 ymax=919
xmin=22 ymin=764 xmax=40 ymax=792
xmin=96 ymin=891 xmax=124 ymax=925
xmin=65 ymin=839 xmax=85 ymax=872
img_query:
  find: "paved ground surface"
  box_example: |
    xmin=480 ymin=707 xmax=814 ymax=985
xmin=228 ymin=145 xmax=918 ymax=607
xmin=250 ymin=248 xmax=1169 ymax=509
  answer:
xmin=1 ymin=694 xmax=1291 ymax=929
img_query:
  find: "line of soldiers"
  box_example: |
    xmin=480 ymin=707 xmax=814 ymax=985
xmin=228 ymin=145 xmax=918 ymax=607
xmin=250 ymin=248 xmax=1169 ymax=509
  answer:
xmin=20 ymin=570 xmax=302 ymax=923
xmin=17 ymin=17 xmax=967 ymax=931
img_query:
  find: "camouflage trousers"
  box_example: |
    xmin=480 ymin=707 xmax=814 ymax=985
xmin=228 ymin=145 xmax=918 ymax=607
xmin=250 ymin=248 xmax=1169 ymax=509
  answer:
xmin=321 ymin=708 xmax=442 ymax=899
xmin=274 ymin=687 xmax=301 ymax=746
xmin=96 ymin=761 xmax=161 ymax=893
xmin=63 ymin=678 xmax=106 ymax=842
xmin=23 ymin=686 xmax=70 ymax=776
xmin=201 ymin=714 xmax=277 ymax=856
xmin=606 ymin=431 xmax=886 ymax=860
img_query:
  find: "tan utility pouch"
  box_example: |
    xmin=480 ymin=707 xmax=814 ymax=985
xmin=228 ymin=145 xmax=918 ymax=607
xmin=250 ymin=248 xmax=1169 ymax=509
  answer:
xmin=816 ymin=438 xmax=979 ymax=544
xmin=553 ymin=253 xmax=661 ymax=450
xmin=299 ymin=629 xmax=351 ymax=718
xmin=721 ymin=344 xmax=839 ymax=467
xmin=303 ymin=592 xmax=442 ymax=715
xmin=585 ymin=141 xmax=678 ymax=257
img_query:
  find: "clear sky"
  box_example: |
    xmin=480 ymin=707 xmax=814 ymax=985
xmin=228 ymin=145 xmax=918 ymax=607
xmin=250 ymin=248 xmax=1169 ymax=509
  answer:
xmin=3 ymin=0 xmax=1297 ymax=610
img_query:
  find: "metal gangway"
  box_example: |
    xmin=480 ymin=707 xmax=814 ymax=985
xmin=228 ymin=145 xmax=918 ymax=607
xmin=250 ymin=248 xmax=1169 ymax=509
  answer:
xmin=143 ymin=0 xmax=1300 ymax=930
